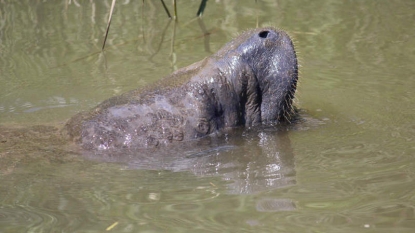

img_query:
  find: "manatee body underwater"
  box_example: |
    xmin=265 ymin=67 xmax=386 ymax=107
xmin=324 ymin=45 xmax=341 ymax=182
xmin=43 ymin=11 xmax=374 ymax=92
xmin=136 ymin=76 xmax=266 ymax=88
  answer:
xmin=63 ymin=27 xmax=299 ymax=150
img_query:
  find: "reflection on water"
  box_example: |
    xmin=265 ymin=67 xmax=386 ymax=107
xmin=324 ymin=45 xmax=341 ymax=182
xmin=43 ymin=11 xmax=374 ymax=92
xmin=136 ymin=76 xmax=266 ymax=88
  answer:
xmin=83 ymin=127 xmax=297 ymax=196
xmin=1 ymin=0 xmax=415 ymax=232
xmin=100 ymin=129 xmax=296 ymax=195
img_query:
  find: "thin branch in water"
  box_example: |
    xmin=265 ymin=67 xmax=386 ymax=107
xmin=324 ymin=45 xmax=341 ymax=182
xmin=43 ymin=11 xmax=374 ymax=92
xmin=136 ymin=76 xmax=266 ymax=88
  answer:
xmin=173 ymin=0 xmax=178 ymax=20
xmin=159 ymin=0 xmax=172 ymax=18
xmin=196 ymin=0 xmax=208 ymax=17
xmin=102 ymin=0 xmax=117 ymax=51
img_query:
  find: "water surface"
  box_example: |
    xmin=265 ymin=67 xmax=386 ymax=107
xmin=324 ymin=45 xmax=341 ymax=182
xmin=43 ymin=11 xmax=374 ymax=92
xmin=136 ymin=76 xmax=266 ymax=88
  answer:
xmin=1 ymin=1 xmax=414 ymax=232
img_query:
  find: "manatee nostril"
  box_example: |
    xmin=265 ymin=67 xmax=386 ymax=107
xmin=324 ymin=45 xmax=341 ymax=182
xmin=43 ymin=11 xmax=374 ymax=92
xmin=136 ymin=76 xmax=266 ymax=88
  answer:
xmin=258 ymin=30 xmax=270 ymax=38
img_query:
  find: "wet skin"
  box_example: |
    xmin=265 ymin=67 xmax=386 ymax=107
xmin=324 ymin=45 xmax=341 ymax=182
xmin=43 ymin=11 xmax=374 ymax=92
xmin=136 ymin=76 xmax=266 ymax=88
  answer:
xmin=63 ymin=27 xmax=298 ymax=150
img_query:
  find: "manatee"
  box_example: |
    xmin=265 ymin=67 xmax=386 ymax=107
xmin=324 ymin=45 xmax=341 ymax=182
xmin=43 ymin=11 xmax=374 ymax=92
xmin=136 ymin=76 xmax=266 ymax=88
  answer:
xmin=63 ymin=27 xmax=298 ymax=150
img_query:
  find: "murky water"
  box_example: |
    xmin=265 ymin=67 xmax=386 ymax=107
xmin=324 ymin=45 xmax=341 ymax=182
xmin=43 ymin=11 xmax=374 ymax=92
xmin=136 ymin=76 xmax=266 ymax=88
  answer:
xmin=1 ymin=0 xmax=415 ymax=232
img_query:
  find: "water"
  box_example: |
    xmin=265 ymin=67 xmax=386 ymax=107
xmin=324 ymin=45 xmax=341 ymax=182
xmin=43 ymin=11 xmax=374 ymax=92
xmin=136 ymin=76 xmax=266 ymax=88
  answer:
xmin=1 ymin=0 xmax=415 ymax=232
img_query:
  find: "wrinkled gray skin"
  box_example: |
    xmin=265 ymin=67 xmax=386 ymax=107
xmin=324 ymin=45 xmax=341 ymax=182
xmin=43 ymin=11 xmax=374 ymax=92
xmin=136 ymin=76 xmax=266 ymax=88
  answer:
xmin=63 ymin=27 xmax=298 ymax=150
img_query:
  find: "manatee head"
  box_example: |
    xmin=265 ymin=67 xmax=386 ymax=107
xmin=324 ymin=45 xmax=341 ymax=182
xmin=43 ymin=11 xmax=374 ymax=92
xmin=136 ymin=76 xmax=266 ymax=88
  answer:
xmin=216 ymin=27 xmax=298 ymax=125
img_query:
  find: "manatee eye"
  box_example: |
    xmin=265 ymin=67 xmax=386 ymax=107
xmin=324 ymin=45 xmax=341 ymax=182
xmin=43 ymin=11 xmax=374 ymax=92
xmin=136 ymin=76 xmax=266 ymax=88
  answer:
xmin=258 ymin=30 xmax=270 ymax=38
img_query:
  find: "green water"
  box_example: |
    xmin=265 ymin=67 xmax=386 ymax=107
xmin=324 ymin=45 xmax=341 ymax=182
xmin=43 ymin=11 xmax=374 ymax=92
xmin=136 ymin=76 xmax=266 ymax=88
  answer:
xmin=1 ymin=1 xmax=415 ymax=232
